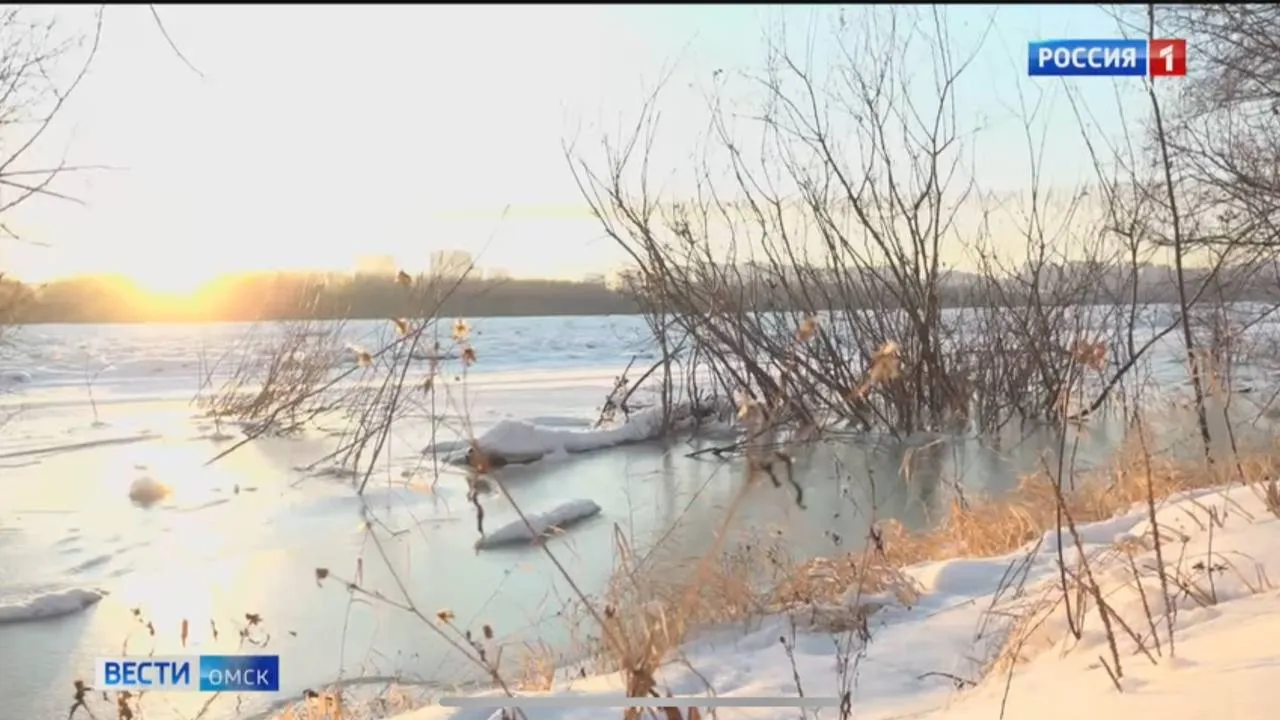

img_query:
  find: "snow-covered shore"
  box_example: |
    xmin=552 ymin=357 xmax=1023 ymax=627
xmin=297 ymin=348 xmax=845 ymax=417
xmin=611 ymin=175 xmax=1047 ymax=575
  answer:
xmin=388 ymin=476 xmax=1280 ymax=720
xmin=5 ymin=316 xmax=1278 ymax=720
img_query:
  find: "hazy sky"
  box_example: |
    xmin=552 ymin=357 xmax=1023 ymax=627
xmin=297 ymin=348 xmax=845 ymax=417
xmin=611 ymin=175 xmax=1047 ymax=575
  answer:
xmin=0 ymin=4 xmax=1145 ymax=292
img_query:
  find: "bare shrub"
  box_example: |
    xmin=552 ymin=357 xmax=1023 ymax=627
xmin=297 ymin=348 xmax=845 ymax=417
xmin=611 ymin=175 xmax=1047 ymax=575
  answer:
xmin=0 ymin=7 xmax=104 ymax=352
xmin=566 ymin=6 xmax=1191 ymax=451
xmin=553 ymin=5 xmax=1280 ymax=711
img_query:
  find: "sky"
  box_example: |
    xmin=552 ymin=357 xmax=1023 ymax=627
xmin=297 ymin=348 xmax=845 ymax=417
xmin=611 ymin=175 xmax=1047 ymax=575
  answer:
xmin=0 ymin=4 xmax=1149 ymax=293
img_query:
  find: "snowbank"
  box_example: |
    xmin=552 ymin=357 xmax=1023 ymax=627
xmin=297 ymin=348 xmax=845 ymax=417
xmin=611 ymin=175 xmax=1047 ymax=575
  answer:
xmin=456 ymin=410 xmax=667 ymax=466
xmin=452 ymin=403 xmax=731 ymax=466
xmin=393 ymin=481 xmax=1280 ymax=720
xmin=0 ymin=587 xmax=107 ymax=624
xmin=474 ymin=499 xmax=602 ymax=550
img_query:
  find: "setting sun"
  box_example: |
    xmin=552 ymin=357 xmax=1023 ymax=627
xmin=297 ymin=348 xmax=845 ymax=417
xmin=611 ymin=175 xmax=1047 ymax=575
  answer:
xmin=132 ymin=269 xmax=211 ymax=297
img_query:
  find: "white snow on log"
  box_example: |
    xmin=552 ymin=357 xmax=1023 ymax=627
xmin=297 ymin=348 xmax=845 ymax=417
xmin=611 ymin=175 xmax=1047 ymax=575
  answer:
xmin=475 ymin=499 xmax=602 ymax=550
xmin=452 ymin=401 xmax=735 ymax=466
xmin=0 ymin=587 xmax=107 ymax=624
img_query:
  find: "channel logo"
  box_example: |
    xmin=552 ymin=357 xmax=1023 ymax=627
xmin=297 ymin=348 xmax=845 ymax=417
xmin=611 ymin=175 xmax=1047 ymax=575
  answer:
xmin=1028 ymin=38 xmax=1187 ymax=77
xmin=94 ymin=655 xmax=280 ymax=692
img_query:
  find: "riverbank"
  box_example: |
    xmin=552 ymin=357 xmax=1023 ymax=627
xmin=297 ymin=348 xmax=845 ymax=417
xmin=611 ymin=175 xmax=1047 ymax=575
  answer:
xmin=381 ymin=441 xmax=1280 ymax=720
xmin=2 ymin=317 xmax=1276 ymax=720
xmin=0 ymin=316 xmax=1016 ymax=720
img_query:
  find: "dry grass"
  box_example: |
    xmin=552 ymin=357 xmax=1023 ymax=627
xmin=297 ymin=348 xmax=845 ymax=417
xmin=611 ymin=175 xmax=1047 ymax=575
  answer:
xmin=514 ymin=643 xmax=558 ymax=692
xmin=1263 ymin=475 xmax=1280 ymax=518
xmin=774 ymin=437 xmax=1280 ymax=608
xmin=568 ymin=526 xmax=794 ymax=668
xmin=553 ymin=418 xmax=1280 ymax=719
xmin=520 ymin=519 xmax=816 ymax=720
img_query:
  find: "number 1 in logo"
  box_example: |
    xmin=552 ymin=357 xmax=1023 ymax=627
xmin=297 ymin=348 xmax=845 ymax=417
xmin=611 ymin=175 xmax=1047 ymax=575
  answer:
xmin=1150 ymin=39 xmax=1187 ymax=77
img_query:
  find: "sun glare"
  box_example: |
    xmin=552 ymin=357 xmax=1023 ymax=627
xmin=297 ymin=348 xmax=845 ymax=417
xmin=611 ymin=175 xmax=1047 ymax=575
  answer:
xmin=134 ymin=271 xmax=208 ymax=297
xmin=124 ymin=267 xmax=221 ymax=311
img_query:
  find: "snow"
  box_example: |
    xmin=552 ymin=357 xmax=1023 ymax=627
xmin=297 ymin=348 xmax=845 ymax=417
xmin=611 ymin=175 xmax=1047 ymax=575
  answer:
xmin=0 ymin=587 xmax=107 ymax=624
xmin=456 ymin=409 xmax=670 ymax=466
xmin=455 ymin=403 xmax=733 ymax=466
xmin=474 ymin=499 xmax=603 ymax=550
xmin=393 ymin=480 xmax=1280 ymax=720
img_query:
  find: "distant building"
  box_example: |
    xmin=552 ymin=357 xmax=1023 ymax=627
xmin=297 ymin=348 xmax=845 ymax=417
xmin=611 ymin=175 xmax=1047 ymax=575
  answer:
xmin=430 ymin=250 xmax=474 ymax=280
xmin=355 ymin=255 xmax=397 ymax=276
xmin=486 ymin=268 xmax=512 ymax=281
xmin=582 ymin=273 xmax=606 ymax=285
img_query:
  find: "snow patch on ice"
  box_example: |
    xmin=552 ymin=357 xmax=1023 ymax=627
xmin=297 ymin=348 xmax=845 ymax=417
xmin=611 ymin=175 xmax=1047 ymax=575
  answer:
xmin=453 ymin=403 xmax=732 ymax=466
xmin=0 ymin=587 xmax=107 ymax=624
xmin=460 ymin=409 xmax=667 ymax=465
xmin=475 ymin=499 xmax=602 ymax=550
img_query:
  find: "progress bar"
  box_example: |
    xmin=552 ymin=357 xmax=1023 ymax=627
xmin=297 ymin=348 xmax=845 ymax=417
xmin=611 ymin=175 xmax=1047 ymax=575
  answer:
xmin=440 ymin=696 xmax=842 ymax=708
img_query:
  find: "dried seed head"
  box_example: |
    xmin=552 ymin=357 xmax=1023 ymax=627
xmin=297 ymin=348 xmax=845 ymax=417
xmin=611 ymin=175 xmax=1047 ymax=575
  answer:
xmin=452 ymin=318 xmax=470 ymax=341
xmin=868 ymin=341 xmax=902 ymax=384
xmin=796 ymin=316 xmax=819 ymax=343
xmin=349 ymin=346 xmax=373 ymax=367
xmin=1071 ymin=340 xmax=1108 ymax=371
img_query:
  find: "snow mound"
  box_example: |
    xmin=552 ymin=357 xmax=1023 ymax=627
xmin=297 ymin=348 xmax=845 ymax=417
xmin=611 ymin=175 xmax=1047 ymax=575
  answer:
xmin=475 ymin=499 xmax=602 ymax=550
xmin=398 ymin=479 xmax=1280 ymax=720
xmin=128 ymin=476 xmax=171 ymax=506
xmin=454 ymin=403 xmax=730 ymax=466
xmin=460 ymin=411 xmax=666 ymax=465
xmin=0 ymin=587 xmax=107 ymax=624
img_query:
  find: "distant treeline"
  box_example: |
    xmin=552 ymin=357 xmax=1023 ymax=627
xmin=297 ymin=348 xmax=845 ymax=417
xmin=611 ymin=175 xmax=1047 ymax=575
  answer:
xmin=0 ymin=273 xmax=643 ymax=324
xmin=0 ymin=266 xmax=1274 ymax=325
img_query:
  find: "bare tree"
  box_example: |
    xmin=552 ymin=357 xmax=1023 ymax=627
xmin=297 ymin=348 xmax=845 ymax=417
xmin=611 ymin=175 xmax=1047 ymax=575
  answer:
xmin=0 ymin=5 xmax=205 ymax=336
xmin=569 ymin=6 xmax=1130 ymax=449
xmin=0 ymin=6 xmax=103 ymax=381
xmin=0 ymin=7 xmax=103 ymax=229
xmin=1080 ymin=3 xmax=1280 ymax=459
